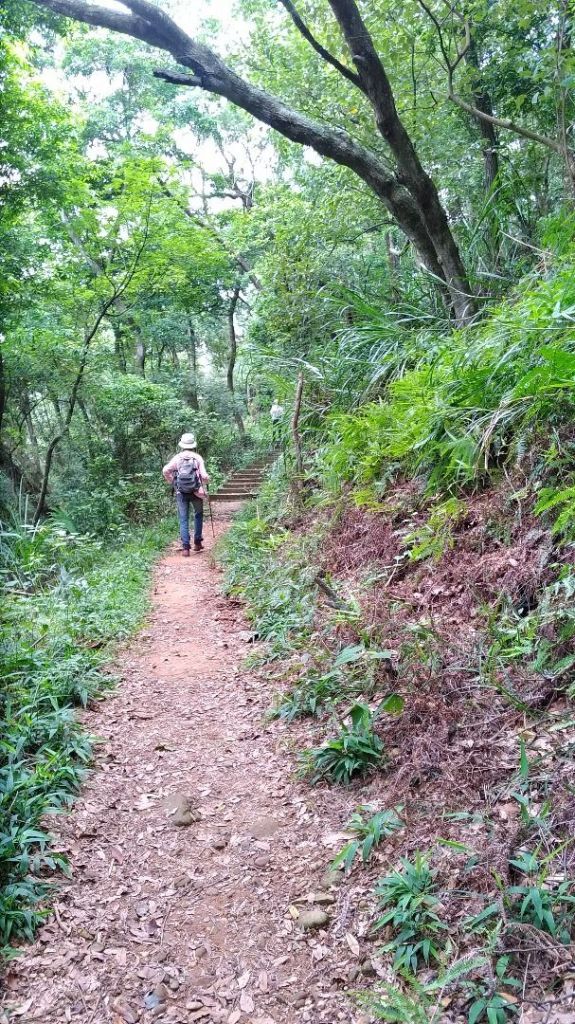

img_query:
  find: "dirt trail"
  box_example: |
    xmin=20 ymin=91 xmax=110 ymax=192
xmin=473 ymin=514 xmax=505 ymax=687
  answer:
xmin=2 ymin=508 xmax=367 ymax=1024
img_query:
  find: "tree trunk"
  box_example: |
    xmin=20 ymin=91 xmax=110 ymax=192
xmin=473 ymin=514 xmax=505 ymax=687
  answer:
xmin=134 ymin=323 xmax=146 ymax=375
xmin=226 ymin=288 xmax=246 ymax=437
xmin=385 ymin=231 xmax=401 ymax=300
xmin=77 ymin=397 xmax=97 ymax=459
xmin=35 ymin=338 xmax=92 ymax=523
xmin=22 ymin=395 xmax=43 ymax=480
xmin=326 ymin=0 xmax=474 ymax=322
xmin=442 ymin=38 xmax=500 ymax=269
xmin=290 ymin=372 xmax=305 ymax=506
xmin=0 ymin=345 xmax=5 ymax=444
xmin=187 ymin=317 xmax=200 ymax=411
xmin=475 ymin=92 xmax=499 ymax=192
xmin=34 ymin=283 xmax=134 ymax=522
xmin=113 ymin=324 xmax=128 ymax=371
xmin=51 ymin=397 xmax=66 ymax=432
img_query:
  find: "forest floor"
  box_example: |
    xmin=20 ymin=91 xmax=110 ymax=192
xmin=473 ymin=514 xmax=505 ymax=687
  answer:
xmin=1 ymin=506 xmax=373 ymax=1024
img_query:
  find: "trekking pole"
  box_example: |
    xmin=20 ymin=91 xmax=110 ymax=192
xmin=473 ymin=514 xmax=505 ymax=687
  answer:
xmin=205 ymin=485 xmax=215 ymax=538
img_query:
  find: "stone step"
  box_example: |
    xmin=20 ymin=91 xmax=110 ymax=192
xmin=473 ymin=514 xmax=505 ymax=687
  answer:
xmin=228 ymin=471 xmax=267 ymax=479
xmin=211 ymin=483 xmax=253 ymax=491
xmin=234 ymin=469 xmax=267 ymax=476
xmin=231 ymin=470 xmax=265 ymax=477
xmin=208 ymin=455 xmax=275 ymax=501
xmin=224 ymin=477 xmax=261 ymax=484
xmin=210 ymin=492 xmax=257 ymax=501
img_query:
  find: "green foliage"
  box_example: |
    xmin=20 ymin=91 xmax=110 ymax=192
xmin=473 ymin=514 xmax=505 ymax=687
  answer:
xmin=270 ymin=665 xmax=347 ymax=721
xmin=220 ymin=474 xmax=318 ymax=658
xmin=462 ymin=956 xmax=520 ymax=1024
xmin=315 ymin=255 xmax=575 ymax=498
xmin=486 ymin=570 xmax=575 ymax=695
xmin=534 ymin=485 xmax=575 ymax=539
xmin=467 ymin=989 xmax=519 ymax=1024
xmin=466 ymin=847 xmax=575 ymax=946
xmin=375 ymin=853 xmax=446 ymax=973
xmin=403 ymin=498 xmax=466 ymax=563
xmin=507 ymin=851 xmax=575 ymax=943
xmin=357 ymin=978 xmax=432 ymax=1024
xmin=270 ymin=642 xmax=396 ymax=721
xmin=332 ymin=805 xmax=403 ymax=872
xmin=302 ymin=703 xmax=385 ymax=785
xmin=357 ymin=956 xmax=489 ymax=1023
xmin=0 ymin=517 xmax=169 ymax=955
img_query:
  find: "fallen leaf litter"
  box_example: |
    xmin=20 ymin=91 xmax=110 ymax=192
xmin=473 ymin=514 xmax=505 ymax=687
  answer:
xmin=0 ymin=507 xmax=375 ymax=1024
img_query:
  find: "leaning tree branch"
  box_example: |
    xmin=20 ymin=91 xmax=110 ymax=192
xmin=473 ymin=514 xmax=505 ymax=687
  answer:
xmin=447 ymin=91 xmax=565 ymax=156
xmin=276 ymin=0 xmax=364 ymax=92
xmin=153 ymin=69 xmax=201 ymax=86
xmin=25 ymin=0 xmax=164 ymax=41
xmin=150 ymin=68 xmax=407 ymax=218
xmin=415 ymin=0 xmax=565 ymax=159
xmin=27 ymin=0 xmax=448 ymax=281
xmin=326 ymin=0 xmax=474 ymax=319
xmin=26 ymin=0 xmax=475 ymax=315
xmin=443 ymin=15 xmax=561 ymax=154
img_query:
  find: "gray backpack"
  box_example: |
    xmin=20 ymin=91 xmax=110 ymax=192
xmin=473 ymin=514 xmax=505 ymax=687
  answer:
xmin=175 ymin=454 xmax=202 ymax=495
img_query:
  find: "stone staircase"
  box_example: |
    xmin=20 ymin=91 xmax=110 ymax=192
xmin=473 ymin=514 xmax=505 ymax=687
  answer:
xmin=209 ymin=455 xmax=276 ymax=502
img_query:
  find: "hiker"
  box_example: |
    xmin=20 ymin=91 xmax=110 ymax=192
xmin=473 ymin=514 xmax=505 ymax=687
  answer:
xmin=270 ymin=399 xmax=284 ymax=444
xmin=163 ymin=433 xmax=210 ymax=556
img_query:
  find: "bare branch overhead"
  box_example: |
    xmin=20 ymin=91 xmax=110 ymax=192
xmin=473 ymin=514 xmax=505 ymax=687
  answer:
xmin=276 ymin=0 xmax=364 ymax=91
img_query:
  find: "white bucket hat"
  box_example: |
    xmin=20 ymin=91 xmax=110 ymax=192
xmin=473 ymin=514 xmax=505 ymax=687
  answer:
xmin=178 ymin=432 xmax=197 ymax=449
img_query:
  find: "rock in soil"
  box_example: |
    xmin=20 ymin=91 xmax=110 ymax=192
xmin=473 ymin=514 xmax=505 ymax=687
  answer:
xmin=297 ymin=909 xmax=330 ymax=931
xmin=163 ymin=793 xmax=201 ymax=827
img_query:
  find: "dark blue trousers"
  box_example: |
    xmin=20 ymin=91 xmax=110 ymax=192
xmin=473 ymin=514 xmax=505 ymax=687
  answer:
xmin=176 ymin=492 xmax=203 ymax=548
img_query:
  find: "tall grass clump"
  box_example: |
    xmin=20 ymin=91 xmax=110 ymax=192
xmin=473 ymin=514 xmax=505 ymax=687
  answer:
xmin=316 ymin=240 xmax=575 ymax=498
xmin=219 ymin=471 xmax=319 ymax=659
xmin=0 ymin=517 xmax=170 ymax=957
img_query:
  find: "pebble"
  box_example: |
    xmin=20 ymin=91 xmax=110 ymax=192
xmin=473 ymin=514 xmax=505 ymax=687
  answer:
xmin=297 ymin=909 xmax=330 ymax=930
xmin=163 ymin=793 xmax=201 ymax=827
xmin=250 ymin=816 xmax=282 ymax=839
xmin=305 ymin=891 xmax=335 ymax=905
xmin=321 ymin=869 xmax=342 ymax=888
xmin=111 ymin=999 xmax=139 ymax=1023
xmin=361 ymin=959 xmax=376 ymax=977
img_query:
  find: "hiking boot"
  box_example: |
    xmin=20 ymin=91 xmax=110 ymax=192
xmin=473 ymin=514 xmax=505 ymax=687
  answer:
xmin=194 ymin=540 xmax=204 ymax=552
xmin=182 ymin=547 xmax=191 ymax=557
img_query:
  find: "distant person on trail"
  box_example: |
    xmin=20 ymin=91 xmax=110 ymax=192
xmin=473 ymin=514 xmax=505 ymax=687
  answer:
xmin=270 ymin=399 xmax=284 ymax=444
xmin=163 ymin=433 xmax=209 ymax=556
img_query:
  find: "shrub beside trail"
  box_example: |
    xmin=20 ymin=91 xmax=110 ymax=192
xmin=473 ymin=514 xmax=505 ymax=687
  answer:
xmin=0 ymin=519 xmax=171 ymax=957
